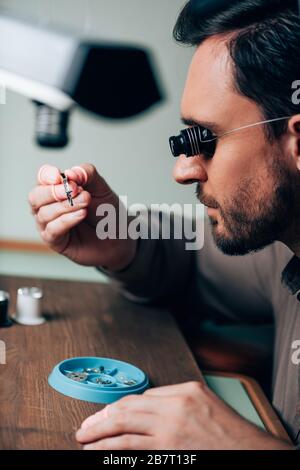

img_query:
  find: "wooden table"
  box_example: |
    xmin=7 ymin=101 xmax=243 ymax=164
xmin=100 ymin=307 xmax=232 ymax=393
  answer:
xmin=0 ymin=275 xmax=203 ymax=450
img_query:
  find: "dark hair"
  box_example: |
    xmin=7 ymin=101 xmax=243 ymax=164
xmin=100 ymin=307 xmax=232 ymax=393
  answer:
xmin=174 ymin=0 xmax=300 ymax=140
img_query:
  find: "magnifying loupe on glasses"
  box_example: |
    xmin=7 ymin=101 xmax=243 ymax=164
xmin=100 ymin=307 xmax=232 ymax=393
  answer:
xmin=169 ymin=126 xmax=217 ymax=158
xmin=169 ymin=116 xmax=294 ymax=158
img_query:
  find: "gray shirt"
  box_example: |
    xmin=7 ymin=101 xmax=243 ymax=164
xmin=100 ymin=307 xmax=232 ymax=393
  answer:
xmin=99 ymin=213 xmax=300 ymax=446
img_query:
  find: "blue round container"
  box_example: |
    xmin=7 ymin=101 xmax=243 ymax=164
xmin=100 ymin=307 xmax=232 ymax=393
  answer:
xmin=48 ymin=356 xmax=149 ymax=404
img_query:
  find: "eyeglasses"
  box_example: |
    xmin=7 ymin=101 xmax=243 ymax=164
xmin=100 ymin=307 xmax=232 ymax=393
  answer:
xmin=169 ymin=116 xmax=293 ymax=159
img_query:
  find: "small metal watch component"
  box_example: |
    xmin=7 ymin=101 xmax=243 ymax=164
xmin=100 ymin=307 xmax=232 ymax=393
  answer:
xmin=91 ymin=366 xmax=105 ymax=373
xmin=95 ymin=377 xmax=112 ymax=385
xmin=66 ymin=372 xmax=88 ymax=382
xmin=123 ymin=380 xmax=137 ymax=386
xmin=116 ymin=374 xmax=137 ymax=386
xmin=60 ymin=172 xmax=74 ymax=206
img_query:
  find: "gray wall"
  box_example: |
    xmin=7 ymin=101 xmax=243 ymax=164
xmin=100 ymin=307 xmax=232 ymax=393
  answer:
xmin=0 ymin=0 xmax=194 ymax=242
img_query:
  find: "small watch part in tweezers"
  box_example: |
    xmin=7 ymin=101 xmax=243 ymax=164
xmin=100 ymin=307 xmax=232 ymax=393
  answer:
xmin=60 ymin=172 xmax=74 ymax=206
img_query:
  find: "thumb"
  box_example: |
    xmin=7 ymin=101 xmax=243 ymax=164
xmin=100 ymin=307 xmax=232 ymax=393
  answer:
xmin=65 ymin=163 xmax=113 ymax=198
xmin=65 ymin=164 xmax=121 ymax=228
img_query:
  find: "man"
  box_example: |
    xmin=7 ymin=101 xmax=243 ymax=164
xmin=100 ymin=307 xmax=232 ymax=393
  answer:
xmin=28 ymin=0 xmax=300 ymax=449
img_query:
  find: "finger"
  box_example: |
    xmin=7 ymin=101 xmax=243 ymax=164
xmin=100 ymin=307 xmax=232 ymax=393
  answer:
xmin=80 ymin=407 xmax=110 ymax=431
xmin=76 ymin=412 xmax=157 ymax=444
xmin=65 ymin=166 xmax=88 ymax=186
xmin=41 ymin=209 xmax=87 ymax=247
xmin=36 ymin=191 xmax=91 ymax=228
xmin=80 ymin=395 xmax=145 ymax=429
xmin=29 ymin=181 xmax=80 ymax=213
xmin=65 ymin=163 xmax=113 ymax=197
xmin=66 ymin=163 xmax=119 ymax=228
xmin=37 ymin=164 xmax=62 ymax=185
xmin=78 ymin=396 xmax=165 ymax=441
xmin=83 ymin=435 xmax=155 ymax=451
xmin=107 ymin=394 xmax=165 ymax=416
xmin=145 ymin=381 xmax=206 ymax=397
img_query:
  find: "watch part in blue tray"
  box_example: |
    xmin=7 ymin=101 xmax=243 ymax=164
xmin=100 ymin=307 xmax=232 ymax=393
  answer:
xmin=48 ymin=356 xmax=149 ymax=404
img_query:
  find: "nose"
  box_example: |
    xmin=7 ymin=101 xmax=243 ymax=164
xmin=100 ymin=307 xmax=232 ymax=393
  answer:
xmin=172 ymin=154 xmax=208 ymax=185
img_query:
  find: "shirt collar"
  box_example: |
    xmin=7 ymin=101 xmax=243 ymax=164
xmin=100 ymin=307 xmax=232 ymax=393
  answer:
xmin=282 ymin=255 xmax=300 ymax=300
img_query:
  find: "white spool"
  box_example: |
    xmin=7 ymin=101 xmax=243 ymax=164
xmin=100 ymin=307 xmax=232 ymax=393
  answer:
xmin=12 ymin=287 xmax=45 ymax=326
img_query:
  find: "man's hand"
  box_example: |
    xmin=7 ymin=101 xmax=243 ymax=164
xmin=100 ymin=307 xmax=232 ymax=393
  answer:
xmin=28 ymin=164 xmax=137 ymax=271
xmin=76 ymin=382 xmax=293 ymax=450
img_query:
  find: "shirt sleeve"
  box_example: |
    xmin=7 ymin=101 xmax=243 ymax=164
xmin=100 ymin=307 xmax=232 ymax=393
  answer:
xmin=97 ymin=210 xmax=196 ymax=304
xmin=97 ymin=210 xmax=287 ymax=324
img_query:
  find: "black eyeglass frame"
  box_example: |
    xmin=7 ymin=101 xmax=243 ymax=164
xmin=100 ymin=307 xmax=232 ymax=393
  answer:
xmin=169 ymin=116 xmax=293 ymax=158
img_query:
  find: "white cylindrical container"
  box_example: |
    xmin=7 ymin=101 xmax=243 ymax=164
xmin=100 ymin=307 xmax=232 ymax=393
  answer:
xmin=13 ymin=287 xmax=45 ymax=326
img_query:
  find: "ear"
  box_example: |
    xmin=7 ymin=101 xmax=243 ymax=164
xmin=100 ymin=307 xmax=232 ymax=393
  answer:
xmin=287 ymin=115 xmax=300 ymax=171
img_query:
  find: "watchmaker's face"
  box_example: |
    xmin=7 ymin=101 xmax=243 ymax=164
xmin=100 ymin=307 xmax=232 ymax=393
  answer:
xmin=173 ymin=35 xmax=297 ymax=255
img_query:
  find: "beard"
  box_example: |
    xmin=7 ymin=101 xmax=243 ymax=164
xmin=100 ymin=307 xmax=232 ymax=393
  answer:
xmin=196 ymin=157 xmax=297 ymax=256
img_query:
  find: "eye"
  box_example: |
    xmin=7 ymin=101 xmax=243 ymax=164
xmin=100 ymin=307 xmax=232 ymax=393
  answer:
xmin=200 ymin=140 xmax=217 ymax=159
